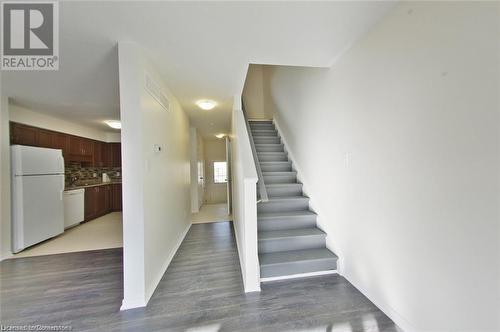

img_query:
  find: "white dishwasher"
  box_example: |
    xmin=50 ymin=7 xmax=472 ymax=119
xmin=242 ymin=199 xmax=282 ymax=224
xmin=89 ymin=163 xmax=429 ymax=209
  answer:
xmin=63 ymin=189 xmax=85 ymax=229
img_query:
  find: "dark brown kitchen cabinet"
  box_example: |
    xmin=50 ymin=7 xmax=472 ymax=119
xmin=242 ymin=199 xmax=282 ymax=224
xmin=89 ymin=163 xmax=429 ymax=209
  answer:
xmin=37 ymin=129 xmax=54 ymax=148
xmin=10 ymin=123 xmax=38 ymax=146
xmin=52 ymin=133 xmax=70 ymax=156
xmin=101 ymin=143 xmax=121 ymax=167
xmin=10 ymin=122 xmax=121 ymax=167
xmin=84 ymin=186 xmax=98 ymax=221
xmin=93 ymin=141 xmax=103 ymax=167
xmin=112 ymin=183 xmax=122 ymax=211
xmin=84 ymin=184 xmax=121 ymax=221
xmin=111 ymin=143 xmax=121 ymax=167
xmin=102 ymin=143 xmax=112 ymax=167
xmin=37 ymin=129 xmax=70 ymax=155
xmin=104 ymin=185 xmax=112 ymax=213
xmin=81 ymin=139 xmax=93 ymax=156
xmin=84 ymin=186 xmax=107 ymax=221
xmin=69 ymin=136 xmax=82 ymax=155
xmin=69 ymin=136 xmax=93 ymax=156
xmin=95 ymin=186 xmax=106 ymax=216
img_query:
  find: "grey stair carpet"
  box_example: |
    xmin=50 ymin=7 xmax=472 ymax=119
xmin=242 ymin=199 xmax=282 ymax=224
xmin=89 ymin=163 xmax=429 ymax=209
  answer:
xmin=249 ymin=120 xmax=338 ymax=279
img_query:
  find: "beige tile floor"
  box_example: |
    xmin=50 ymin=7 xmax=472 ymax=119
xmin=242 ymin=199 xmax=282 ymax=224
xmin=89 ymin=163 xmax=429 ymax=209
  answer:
xmin=13 ymin=204 xmax=228 ymax=259
xmin=13 ymin=212 xmax=123 ymax=258
xmin=191 ymin=203 xmax=232 ymax=224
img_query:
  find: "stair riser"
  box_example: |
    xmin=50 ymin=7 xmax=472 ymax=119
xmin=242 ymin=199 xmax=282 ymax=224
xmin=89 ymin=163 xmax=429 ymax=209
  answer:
xmin=252 ymin=130 xmax=278 ymax=137
xmin=258 ymin=216 xmax=317 ymax=231
xmin=266 ymin=185 xmax=303 ymax=197
xmin=259 ymin=235 xmax=326 ymax=254
xmin=250 ymin=124 xmax=274 ymax=129
xmin=251 ymin=127 xmax=275 ymax=132
xmin=255 ymin=144 xmax=284 ymax=153
xmin=258 ymin=199 xmax=309 ymax=213
xmin=260 ymin=258 xmax=338 ymax=278
xmin=253 ymin=137 xmax=281 ymax=145
xmin=258 ymin=154 xmax=288 ymax=162
xmin=263 ymin=174 xmax=297 ymax=184
xmin=260 ymin=163 xmax=292 ymax=172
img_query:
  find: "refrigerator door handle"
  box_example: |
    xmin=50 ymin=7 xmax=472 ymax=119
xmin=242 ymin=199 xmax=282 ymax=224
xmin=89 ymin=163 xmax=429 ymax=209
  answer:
xmin=61 ymin=175 xmax=65 ymax=200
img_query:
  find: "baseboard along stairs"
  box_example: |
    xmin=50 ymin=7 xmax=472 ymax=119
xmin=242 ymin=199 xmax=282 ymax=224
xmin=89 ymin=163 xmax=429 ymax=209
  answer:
xmin=249 ymin=120 xmax=338 ymax=281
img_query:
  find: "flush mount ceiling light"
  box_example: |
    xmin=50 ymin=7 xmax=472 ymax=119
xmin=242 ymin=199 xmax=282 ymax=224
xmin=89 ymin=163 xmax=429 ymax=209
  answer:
xmin=104 ymin=120 xmax=121 ymax=129
xmin=196 ymin=100 xmax=216 ymax=110
xmin=215 ymin=133 xmax=225 ymax=139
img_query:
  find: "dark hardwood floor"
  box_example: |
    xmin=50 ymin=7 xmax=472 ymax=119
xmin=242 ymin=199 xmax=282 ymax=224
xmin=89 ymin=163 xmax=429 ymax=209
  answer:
xmin=1 ymin=222 xmax=400 ymax=331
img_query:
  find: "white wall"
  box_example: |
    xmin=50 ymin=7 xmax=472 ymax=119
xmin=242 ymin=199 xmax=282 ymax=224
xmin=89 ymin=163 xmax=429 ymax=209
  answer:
xmin=118 ymin=42 xmax=191 ymax=310
xmin=0 ymin=94 xmax=11 ymax=261
xmin=230 ymin=96 xmax=260 ymax=293
xmin=204 ymin=139 xmax=228 ymax=204
xmin=242 ymin=64 xmax=273 ymax=120
xmin=266 ymin=2 xmax=500 ymax=331
xmin=9 ymin=104 xmax=121 ymax=142
xmin=190 ymin=127 xmax=205 ymax=213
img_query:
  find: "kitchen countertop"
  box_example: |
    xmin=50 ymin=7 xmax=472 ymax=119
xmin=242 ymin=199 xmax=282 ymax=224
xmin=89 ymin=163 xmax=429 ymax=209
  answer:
xmin=65 ymin=181 xmax=122 ymax=191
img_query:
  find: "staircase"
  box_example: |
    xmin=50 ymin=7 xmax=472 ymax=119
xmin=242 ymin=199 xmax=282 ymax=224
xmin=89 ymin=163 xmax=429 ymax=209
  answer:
xmin=249 ymin=120 xmax=338 ymax=279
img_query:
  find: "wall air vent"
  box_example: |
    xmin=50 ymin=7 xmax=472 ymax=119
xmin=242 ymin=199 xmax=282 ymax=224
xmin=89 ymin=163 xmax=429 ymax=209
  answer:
xmin=144 ymin=72 xmax=170 ymax=112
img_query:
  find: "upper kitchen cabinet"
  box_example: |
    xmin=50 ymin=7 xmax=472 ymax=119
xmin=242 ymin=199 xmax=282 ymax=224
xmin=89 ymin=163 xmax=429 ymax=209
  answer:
xmin=67 ymin=136 xmax=94 ymax=164
xmin=69 ymin=136 xmax=93 ymax=156
xmin=10 ymin=122 xmax=38 ymax=146
xmin=102 ymin=143 xmax=112 ymax=167
xmin=102 ymin=142 xmax=121 ymax=167
xmin=37 ymin=129 xmax=55 ymax=148
xmin=81 ymin=139 xmax=94 ymax=156
xmin=37 ymin=129 xmax=70 ymax=154
xmin=52 ymin=132 xmax=70 ymax=155
xmin=9 ymin=122 xmax=121 ymax=167
xmin=111 ymin=143 xmax=121 ymax=167
xmin=68 ymin=136 xmax=82 ymax=155
xmin=11 ymin=123 xmax=70 ymax=156
xmin=92 ymin=141 xmax=104 ymax=167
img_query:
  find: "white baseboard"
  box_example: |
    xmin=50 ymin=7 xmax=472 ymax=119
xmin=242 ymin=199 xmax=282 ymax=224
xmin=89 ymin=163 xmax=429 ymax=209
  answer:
xmin=120 ymin=297 xmax=147 ymax=311
xmin=260 ymin=269 xmax=338 ymax=282
xmin=0 ymin=252 xmax=13 ymax=262
xmin=121 ymin=222 xmax=192 ymax=311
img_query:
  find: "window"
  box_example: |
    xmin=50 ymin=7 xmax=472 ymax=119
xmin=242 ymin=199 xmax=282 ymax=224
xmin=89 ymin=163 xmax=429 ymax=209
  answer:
xmin=213 ymin=161 xmax=227 ymax=183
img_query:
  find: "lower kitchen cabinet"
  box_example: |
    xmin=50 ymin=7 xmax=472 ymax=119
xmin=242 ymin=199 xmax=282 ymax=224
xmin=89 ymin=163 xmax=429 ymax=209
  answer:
xmin=111 ymin=183 xmax=122 ymax=211
xmin=84 ymin=183 xmax=122 ymax=221
xmin=84 ymin=187 xmax=98 ymax=221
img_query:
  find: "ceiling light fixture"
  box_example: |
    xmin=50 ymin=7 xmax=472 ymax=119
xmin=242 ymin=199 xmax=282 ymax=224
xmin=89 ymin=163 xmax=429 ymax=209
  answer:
xmin=104 ymin=120 xmax=121 ymax=129
xmin=196 ymin=100 xmax=216 ymax=110
xmin=215 ymin=133 xmax=225 ymax=139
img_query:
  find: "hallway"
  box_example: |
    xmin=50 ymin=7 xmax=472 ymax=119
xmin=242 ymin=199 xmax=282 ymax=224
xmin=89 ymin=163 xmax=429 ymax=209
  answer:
xmin=191 ymin=203 xmax=232 ymax=224
xmin=1 ymin=222 xmax=399 ymax=331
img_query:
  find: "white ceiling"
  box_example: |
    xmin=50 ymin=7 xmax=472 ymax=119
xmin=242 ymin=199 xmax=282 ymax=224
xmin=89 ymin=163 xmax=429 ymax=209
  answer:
xmin=2 ymin=1 xmax=395 ymax=138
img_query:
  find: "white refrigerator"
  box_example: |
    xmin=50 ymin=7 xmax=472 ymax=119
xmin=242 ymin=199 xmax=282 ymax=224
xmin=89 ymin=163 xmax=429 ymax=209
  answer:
xmin=11 ymin=145 xmax=65 ymax=253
